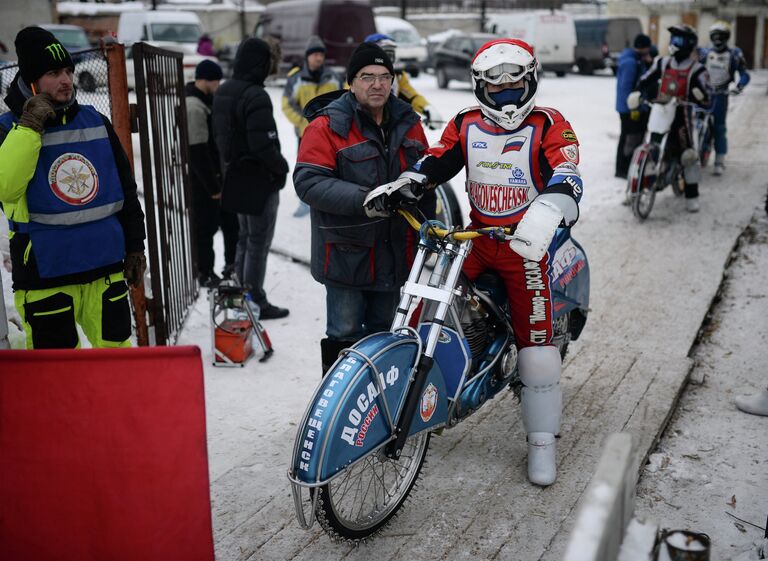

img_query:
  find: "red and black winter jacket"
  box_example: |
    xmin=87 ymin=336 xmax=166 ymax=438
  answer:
xmin=293 ymin=91 xmax=432 ymax=291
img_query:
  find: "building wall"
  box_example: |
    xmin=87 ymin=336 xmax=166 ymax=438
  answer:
xmin=0 ymin=0 xmax=56 ymax=60
xmin=607 ymin=0 xmax=767 ymax=68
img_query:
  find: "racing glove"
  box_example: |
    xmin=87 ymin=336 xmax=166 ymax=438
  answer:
xmin=730 ymin=84 xmax=744 ymax=96
xmin=123 ymin=251 xmax=147 ymax=288
xmin=509 ymin=199 xmax=564 ymax=262
xmin=423 ymin=105 xmax=443 ymax=130
xmin=626 ymin=91 xmax=642 ymax=111
xmin=18 ymin=93 xmax=55 ymax=133
xmin=363 ymin=172 xmax=427 ymax=217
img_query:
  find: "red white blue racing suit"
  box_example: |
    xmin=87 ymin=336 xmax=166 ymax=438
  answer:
xmin=414 ymin=106 xmax=582 ymax=348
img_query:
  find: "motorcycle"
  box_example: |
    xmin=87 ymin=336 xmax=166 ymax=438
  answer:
xmin=287 ymin=208 xmax=590 ymax=542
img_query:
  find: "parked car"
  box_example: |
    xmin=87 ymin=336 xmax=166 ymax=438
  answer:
xmin=254 ymin=0 xmax=376 ymax=74
xmin=118 ymin=11 xmax=215 ymax=89
xmin=374 ymin=15 xmax=428 ymax=77
xmin=40 ymin=24 xmax=107 ymax=92
xmin=574 ymin=17 xmax=643 ymax=75
xmin=485 ymin=10 xmax=576 ymax=76
xmin=433 ymin=32 xmax=498 ymax=88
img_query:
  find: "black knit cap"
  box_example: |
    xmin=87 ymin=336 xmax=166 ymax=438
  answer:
xmin=346 ymin=41 xmax=394 ymax=85
xmin=633 ymin=34 xmax=652 ymax=49
xmin=195 ymin=59 xmax=223 ymax=80
xmin=305 ymin=35 xmax=326 ymax=57
xmin=15 ymin=26 xmax=74 ymax=85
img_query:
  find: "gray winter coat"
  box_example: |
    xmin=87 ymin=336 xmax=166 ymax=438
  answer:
xmin=294 ymin=92 xmax=434 ymax=291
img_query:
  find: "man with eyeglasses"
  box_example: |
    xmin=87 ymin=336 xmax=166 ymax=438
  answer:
xmin=293 ymin=41 xmax=434 ymax=376
xmin=367 ymin=39 xmax=583 ymax=487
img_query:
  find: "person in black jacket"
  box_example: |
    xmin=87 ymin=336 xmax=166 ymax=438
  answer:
xmin=185 ymin=60 xmax=238 ymax=287
xmin=212 ymin=37 xmax=289 ymax=319
xmin=0 ymin=26 xmax=146 ymax=348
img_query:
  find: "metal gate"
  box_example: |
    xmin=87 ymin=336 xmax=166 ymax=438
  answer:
xmin=132 ymin=42 xmax=197 ymax=346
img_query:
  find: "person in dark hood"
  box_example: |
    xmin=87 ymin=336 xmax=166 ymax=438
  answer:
xmin=0 ymin=26 xmax=146 ymax=348
xmin=212 ymin=37 xmax=289 ymax=320
xmin=185 ymin=59 xmax=238 ymax=287
xmin=282 ymin=35 xmax=342 ymax=217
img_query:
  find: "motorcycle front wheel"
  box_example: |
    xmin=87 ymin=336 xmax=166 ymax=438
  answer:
xmin=434 ymin=182 xmax=464 ymax=230
xmin=315 ymin=431 xmax=430 ymax=542
xmin=632 ymin=148 xmax=658 ymax=221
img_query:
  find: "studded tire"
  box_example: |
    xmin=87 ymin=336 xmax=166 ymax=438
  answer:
xmin=315 ymin=431 xmax=430 ymax=542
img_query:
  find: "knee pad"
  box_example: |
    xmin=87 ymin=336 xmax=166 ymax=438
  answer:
xmin=680 ymin=148 xmax=698 ymax=167
xmin=683 ymin=163 xmax=702 ymax=184
xmin=518 ymin=345 xmax=562 ymax=435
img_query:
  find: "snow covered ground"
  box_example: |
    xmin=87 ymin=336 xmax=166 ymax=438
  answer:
xmin=635 ymin=207 xmax=768 ymax=560
xmin=3 ymin=69 xmax=767 ymax=559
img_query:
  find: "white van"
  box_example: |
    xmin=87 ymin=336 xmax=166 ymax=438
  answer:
xmin=485 ymin=10 xmax=576 ymax=76
xmin=118 ymin=11 xmax=214 ymax=88
xmin=374 ymin=16 xmax=428 ymax=77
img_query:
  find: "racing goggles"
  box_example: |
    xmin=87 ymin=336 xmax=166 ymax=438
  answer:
xmin=476 ymin=62 xmax=529 ymax=85
xmin=670 ymin=35 xmax=689 ymax=48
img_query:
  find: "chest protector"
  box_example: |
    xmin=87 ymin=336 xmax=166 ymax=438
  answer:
xmin=0 ymin=105 xmax=125 ymax=278
xmin=461 ymin=112 xmax=544 ymax=227
xmin=706 ymin=50 xmax=732 ymax=90
xmin=659 ymin=62 xmax=692 ymax=100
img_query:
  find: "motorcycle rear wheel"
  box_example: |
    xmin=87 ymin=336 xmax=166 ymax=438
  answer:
xmin=315 ymin=431 xmax=430 ymax=542
xmin=632 ymin=148 xmax=658 ymax=221
xmin=554 ymin=312 xmax=571 ymax=360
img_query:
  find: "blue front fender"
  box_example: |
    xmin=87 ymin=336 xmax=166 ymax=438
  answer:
xmin=289 ymin=331 xmax=448 ymax=485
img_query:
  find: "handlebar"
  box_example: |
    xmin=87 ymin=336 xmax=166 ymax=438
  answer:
xmin=397 ymin=209 xmax=520 ymax=243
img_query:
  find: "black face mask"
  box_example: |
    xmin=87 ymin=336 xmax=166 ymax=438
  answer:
xmin=711 ymin=33 xmax=729 ymax=51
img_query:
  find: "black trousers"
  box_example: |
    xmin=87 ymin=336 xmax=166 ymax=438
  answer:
xmin=615 ymin=112 xmax=648 ymax=178
xmin=191 ymin=181 xmax=239 ymax=275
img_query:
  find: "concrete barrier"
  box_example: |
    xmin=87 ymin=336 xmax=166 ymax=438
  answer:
xmin=563 ymin=433 xmax=637 ymax=561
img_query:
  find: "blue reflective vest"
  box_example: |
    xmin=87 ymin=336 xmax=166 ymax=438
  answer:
xmin=0 ymin=105 xmax=125 ymax=278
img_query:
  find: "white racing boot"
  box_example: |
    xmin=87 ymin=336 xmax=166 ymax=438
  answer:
xmin=519 ymin=346 xmax=562 ymax=487
xmin=735 ymin=387 xmax=768 ymax=416
xmin=527 ymin=432 xmax=557 ymax=486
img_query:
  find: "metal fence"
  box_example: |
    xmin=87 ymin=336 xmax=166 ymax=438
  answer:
xmin=132 ymin=42 xmax=197 ymax=346
xmin=0 ymin=46 xmax=112 ymax=119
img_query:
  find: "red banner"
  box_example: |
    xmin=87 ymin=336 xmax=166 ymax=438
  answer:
xmin=0 ymin=346 xmax=214 ymax=561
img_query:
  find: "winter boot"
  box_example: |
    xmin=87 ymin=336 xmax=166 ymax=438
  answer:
xmin=320 ymin=338 xmax=354 ymax=378
xmin=713 ymin=154 xmax=725 ymax=176
xmin=685 ymin=197 xmax=701 ymax=213
xmin=735 ymin=387 xmax=768 ymax=416
xmin=527 ymin=432 xmax=557 ymax=486
xmin=518 ymin=346 xmax=562 ymax=486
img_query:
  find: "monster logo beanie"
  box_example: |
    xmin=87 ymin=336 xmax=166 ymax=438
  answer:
xmin=15 ymin=26 xmax=75 ymax=86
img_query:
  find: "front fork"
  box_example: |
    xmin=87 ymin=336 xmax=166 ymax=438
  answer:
xmin=385 ymin=237 xmax=471 ymax=458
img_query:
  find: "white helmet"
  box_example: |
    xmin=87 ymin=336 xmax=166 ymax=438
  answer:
xmin=471 ymin=39 xmax=538 ymax=131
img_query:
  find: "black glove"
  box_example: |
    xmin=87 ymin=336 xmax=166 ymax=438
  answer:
xmin=123 ymin=252 xmax=147 ymax=288
xmin=18 ymin=93 xmax=55 ymax=133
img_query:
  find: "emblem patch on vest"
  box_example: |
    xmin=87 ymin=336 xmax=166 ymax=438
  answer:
xmin=48 ymin=153 xmax=99 ymax=205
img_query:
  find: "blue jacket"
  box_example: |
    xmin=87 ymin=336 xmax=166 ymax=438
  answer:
xmin=616 ymin=48 xmax=645 ymax=114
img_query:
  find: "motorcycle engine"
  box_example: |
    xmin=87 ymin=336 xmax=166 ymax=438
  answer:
xmin=460 ymin=295 xmax=490 ymax=359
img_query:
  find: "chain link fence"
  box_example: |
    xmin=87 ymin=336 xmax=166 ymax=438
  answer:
xmin=0 ymin=46 xmax=112 ymax=119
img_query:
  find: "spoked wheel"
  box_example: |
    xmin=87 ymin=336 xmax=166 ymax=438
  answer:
xmin=553 ymin=312 xmax=571 ymax=360
xmin=315 ymin=431 xmax=430 ymax=542
xmin=434 ymin=182 xmax=464 ymax=230
xmin=698 ymin=119 xmax=712 ymax=167
xmin=631 ymin=147 xmax=659 ymax=221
